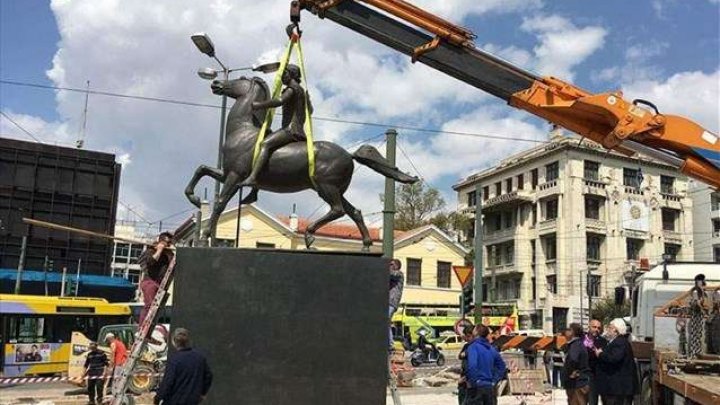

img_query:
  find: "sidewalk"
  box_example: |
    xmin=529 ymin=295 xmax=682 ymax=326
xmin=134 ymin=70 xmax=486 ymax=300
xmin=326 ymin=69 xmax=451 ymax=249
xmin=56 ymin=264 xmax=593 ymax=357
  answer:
xmin=387 ymin=388 xmax=568 ymax=405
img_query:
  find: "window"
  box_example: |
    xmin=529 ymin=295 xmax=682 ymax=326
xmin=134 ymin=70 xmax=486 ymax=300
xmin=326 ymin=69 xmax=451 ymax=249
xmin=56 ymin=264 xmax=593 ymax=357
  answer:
xmin=115 ymin=243 xmax=129 ymax=258
xmin=626 ymin=238 xmax=643 ymax=260
xmin=407 ymin=258 xmax=422 ymax=286
xmin=256 ymin=242 xmax=276 ymax=249
xmin=623 ymin=168 xmax=641 ymax=188
xmin=531 ymin=169 xmax=539 ymax=189
xmin=130 ymin=245 xmax=144 ymax=259
xmin=495 ymin=182 xmax=502 ymax=196
xmin=547 ymin=275 xmax=557 ymax=294
xmin=491 ymin=213 xmax=502 ymax=231
xmin=532 ymin=277 xmax=537 ymax=300
xmin=544 ymin=234 xmax=557 ymax=261
xmin=498 ymin=279 xmax=520 ymax=300
xmin=664 ymin=243 xmax=680 ymax=261
xmin=584 ymin=161 xmax=600 ymax=181
xmin=530 ymin=240 xmax=537 ymax=264
xmin=467 ymin=221 xmax=475 ymax=241
xmin=546 ymin=161 xmax=559 ymax=181
xmin=587 ymin=234 xmax=602 ymax=261
xmin=503 ymin=210 xmax=513 ymax=228
xmin=489 ymin=245 xmax=502 ymax=266
xmin=714 ymin=247 xmax=720 ymax=264
xmin=517 ymin=174 xmax=524 ymax=190
xmin=467 ymin=191 xmax=477 ymax=207
xmin=545 ymin=198 xmax=558 ymax=220
xmin=531 ymin=205 xmax=537 ymax=226
xmin=506 ymin=178 xmax=513 ymax=193
xmin=662 ymin=208 xmax=677 ymax=231
xmin=504 ymin=242 xmax=514 ymax=264
xmin=585 ymin=197 xmax=601 ymax=220
xmin=712 ymin=195 xmax=720 ymax=211
xmin=436 ymin=261 xmax=451 ymax=288
xmin=483 ymin=186 xmax=489 ymax=201
xmin=661 ymin=176 xmax=675 ymax=194
xmin=588 ymin=275 xmax=601 ymax=297
xmin=215 ymin=238 xmax=235 ymax=247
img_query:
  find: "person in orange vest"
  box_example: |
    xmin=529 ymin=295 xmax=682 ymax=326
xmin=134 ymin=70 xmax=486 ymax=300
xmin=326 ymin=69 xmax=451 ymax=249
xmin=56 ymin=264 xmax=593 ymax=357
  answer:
xmin=105 ymin=333 xmax=128 ymax=389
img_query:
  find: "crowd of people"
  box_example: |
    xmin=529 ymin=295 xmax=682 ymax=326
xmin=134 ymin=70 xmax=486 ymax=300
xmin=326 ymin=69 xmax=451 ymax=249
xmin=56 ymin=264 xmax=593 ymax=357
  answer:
xmin=543 ymin=318 xmax=639 ymax=405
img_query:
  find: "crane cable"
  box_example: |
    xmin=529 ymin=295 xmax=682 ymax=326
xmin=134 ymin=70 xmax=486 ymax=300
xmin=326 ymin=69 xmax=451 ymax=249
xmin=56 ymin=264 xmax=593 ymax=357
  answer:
xmin=253 ymin=25 xmax=317 ymax=188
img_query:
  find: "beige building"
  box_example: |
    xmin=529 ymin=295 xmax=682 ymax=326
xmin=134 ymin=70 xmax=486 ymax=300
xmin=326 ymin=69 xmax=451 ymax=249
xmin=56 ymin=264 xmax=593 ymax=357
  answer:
xmin=174 ymin=204 xmax=469 ymax=306
xmin=690 ymin=183 xmax=720 ymax=262
xmin=453 ymin=134 xmax=694 ymax=332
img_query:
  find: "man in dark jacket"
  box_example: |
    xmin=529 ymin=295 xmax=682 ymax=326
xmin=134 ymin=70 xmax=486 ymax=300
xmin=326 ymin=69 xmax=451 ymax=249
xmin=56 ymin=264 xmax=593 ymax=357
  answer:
xmin=138 ymin=232 xmax=174 ymax=326
xmin=388 ymin=259 xmax=404 ymax=349
xmin=457 ymin=325 xmax=475 ymax=405
xmin=586 ymin=319 xmax=608 ymax=405
xmin=563 ymin=323 xmax=591 ymax=405
xmin=465 ymin=324 xmax=507 ymax=405
xmin=155 ymin=328 xmax=212 ymax=405
xmin=83 ymin=342 xmax=108 ymax=405
xmin=594 ymin=319 xmax=638 ymax=405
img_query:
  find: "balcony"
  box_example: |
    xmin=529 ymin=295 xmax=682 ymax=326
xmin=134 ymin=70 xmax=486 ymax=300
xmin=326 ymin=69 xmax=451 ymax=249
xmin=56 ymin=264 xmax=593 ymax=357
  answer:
xmin=661 ymin=192 xmax=683 ymax=209
xmin=482 ymin=189 xmax=533 ymax=210
xmin=662 ymin=229 xmax=683 ymax=244
xmin=583 ymin=179 xmax=607 ymax=197
xmin=537 ymin=179 xmax=560 ymax=198
xmin=460 ymin=205 xmax=476 ymax=215
xmin=538 ymin=218 xmax=557 ymax=234
xmin=585 ymin=219 xmax=607 ymax=232
xmin=486 ymin=263 xmax=522 ymax=276
xmin=484 ymin=227 xmax=516 ymax=243
xmin=624 ymin=186 xmax=643 ymax=196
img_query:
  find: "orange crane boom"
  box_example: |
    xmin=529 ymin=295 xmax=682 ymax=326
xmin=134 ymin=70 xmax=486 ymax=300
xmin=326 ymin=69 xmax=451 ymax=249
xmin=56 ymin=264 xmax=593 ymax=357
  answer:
xmin=297 ymin=0 xmax=719 ymax=188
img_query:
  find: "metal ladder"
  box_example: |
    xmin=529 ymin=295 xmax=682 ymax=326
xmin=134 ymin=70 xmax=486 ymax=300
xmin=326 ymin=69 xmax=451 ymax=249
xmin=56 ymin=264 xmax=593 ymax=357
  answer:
xmin=109 ymin=259 xmax=176 ymax=405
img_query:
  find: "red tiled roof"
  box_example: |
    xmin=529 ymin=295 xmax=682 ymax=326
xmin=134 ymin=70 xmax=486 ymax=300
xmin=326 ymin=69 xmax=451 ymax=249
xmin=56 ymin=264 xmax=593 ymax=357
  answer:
xmin=277 ymin=216 xmax=405 ymax=242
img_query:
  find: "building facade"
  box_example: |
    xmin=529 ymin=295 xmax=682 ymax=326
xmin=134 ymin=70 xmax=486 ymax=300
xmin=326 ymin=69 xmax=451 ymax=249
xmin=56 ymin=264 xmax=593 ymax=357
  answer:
xmin=109 ymin=222 xmax=154 ymax=286
xmin=690 ymin=184 xmax=720 ymax=262
xmin=454 ymin=135 xmax=694 ymax=332
xmin=174 ymin=203 xmax=469 ymax=306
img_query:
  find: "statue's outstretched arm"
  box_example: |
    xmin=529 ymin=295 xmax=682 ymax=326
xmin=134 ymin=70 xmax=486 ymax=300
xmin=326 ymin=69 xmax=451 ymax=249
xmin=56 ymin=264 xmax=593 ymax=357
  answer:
xmin=252 ymin=88 xmax=294 ymax=110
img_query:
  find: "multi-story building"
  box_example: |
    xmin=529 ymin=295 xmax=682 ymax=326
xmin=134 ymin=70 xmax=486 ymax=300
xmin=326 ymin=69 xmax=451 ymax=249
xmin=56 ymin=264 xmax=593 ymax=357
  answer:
xmin=454 ymin=134 xmax=694 ymax=332
xmin=690 ymin=184 xmax=720 ymax=262
xmin=109 ymin=222 xmax=153 ymax=286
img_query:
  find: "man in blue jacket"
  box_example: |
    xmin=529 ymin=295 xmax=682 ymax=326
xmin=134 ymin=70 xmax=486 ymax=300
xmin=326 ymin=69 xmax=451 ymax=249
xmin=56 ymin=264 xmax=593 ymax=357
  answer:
xmin=465 ymin=324 xmax=507 ymax=405
xmin=155 ymin=328 xmax=213 ymax=405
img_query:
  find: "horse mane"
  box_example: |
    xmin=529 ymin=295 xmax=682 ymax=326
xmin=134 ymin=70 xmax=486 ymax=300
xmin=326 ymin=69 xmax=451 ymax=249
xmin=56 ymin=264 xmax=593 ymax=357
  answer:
xmin=250 ymin=77 xmax=271 ymax=127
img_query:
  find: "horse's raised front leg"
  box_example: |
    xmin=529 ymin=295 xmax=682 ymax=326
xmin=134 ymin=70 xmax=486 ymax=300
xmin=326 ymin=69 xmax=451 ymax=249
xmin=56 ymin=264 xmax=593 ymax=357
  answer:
xmin=341 ymin=196 xmax=372 ymax=252
xmin=305 ymin=184 xmax=345 ymax=249
xmin=184 ymin=165 xmax=225 ymax=208
xmin=202 ymin=171 xmax=241 ymax=245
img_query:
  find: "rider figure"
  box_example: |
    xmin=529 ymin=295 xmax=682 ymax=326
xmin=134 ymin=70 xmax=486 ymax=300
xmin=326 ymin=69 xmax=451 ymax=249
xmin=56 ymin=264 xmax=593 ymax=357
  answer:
xmin=243 ymin=64 xmax=312 ymax=187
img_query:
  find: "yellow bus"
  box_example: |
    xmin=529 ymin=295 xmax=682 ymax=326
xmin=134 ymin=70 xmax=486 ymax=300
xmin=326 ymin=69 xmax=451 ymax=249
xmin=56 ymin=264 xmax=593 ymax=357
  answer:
xmin=0 ymin=294 xmax=131 ymax=377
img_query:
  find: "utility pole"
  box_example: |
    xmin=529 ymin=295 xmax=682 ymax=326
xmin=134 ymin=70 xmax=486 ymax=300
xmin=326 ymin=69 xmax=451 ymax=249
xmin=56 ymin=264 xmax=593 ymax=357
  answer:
xmin=579 ymin=269 xmax=584 ymax=326
xmin=75 ymin=258 xmax=82 ymax=297
xmin=587 ymin=270 xmax=593 ymax=324
xmin=382 ymin=129 xmax=397 ymax=258
xmin=61 ymin=267 xmax=67 ymax=297
xmin=473 ymin=184 xmax=483 ymax=324
xmin=43 ymin=256 xmax=50 ymax=296
xmin=14 ymin=235 xmax=27 ymax=294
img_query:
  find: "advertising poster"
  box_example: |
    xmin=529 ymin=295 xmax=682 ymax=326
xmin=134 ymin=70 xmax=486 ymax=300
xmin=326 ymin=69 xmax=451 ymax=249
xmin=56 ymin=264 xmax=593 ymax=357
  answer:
xmin=11 ymin=343 xmax=51 ymax=364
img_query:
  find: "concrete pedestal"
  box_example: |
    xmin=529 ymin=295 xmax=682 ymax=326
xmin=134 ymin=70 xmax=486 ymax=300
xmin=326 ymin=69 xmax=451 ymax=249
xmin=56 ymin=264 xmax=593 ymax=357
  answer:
xmin=172 ymin=248 xmax=387 ymax=405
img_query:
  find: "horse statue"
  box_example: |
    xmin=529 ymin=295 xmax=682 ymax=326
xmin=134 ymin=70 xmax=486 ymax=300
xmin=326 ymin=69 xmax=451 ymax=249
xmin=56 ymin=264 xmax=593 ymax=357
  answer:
xmin=184 ymin=75 xmax=418 ymax=250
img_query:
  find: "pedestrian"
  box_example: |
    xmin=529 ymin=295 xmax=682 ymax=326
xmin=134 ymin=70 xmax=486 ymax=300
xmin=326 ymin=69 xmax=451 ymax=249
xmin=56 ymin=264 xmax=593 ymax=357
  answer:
xmin=155 ymin=328 xmax=213 ymax=405
xmin=586 ymin=319 xmax=608 ymax=405
xmin=464 ymin=324 xmax=507 ymax=405
xmin=457 ymin=324 xmax=475 ymax=405
xmin=138 ymin=232 xmax=175 ymax=327
xmin=105 ymin=333 xmax=128 ymax=389
xmin=83 ymin=341 xmax=108 ymax=405
xmin=563 ymin=323 xmax=591 ymax=405
xmin=388 ymin=258 xmax=404 ymax=350
xmin=594 ymin=318 xmax=639 ymax=405
xmin=551 ymin=332 xmax=566 ymax=388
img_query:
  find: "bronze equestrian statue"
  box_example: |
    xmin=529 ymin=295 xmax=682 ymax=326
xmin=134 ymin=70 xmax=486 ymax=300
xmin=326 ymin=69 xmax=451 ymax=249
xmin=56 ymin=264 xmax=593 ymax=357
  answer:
xmin=184 ymin=73 xmax=417 ymax=250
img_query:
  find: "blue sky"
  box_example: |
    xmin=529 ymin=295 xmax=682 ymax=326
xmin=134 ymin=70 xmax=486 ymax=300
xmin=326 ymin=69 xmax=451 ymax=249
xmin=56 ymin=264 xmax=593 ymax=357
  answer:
xmin=0 ymin=0 xmax=718 ymax=228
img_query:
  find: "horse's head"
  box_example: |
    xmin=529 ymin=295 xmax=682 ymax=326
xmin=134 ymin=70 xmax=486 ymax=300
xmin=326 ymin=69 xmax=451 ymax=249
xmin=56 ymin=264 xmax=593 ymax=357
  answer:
xmin=212 ymin=76 xmax=270 ymax=127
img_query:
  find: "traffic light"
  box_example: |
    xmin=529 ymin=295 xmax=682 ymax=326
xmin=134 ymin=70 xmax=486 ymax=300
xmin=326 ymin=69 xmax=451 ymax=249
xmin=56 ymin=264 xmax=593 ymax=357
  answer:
xmin=66 ymin=280 xmax=77 ymax=296
xmin=461 ymin=285 xmax=474 ymax=316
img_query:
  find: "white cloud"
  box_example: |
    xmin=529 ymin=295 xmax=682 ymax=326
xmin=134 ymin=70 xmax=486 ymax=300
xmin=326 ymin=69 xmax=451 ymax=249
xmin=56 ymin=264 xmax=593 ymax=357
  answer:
xmin=521 ymin=15 xmax=607 ymax=81
xmin=2 ymin=0 xmax=609 ymax=229
xmin=621 ymin=69 xmax=720 ymax=133
xmin=593 ymin=40 xmax=668 ymax=84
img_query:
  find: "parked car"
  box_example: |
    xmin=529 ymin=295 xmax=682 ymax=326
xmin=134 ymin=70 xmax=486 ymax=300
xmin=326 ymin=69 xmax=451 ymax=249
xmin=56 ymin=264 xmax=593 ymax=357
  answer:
xmin=435 ymin=334 xmax=465 ymax=350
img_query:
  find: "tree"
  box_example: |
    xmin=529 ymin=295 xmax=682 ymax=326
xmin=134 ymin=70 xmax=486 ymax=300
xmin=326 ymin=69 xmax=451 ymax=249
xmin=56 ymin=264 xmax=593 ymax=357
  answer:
xmin=429 ymin=211 xmax=472 ymax=239
xmin=590 ymin=296 xmax=630 ymax=326
xmin=381 ymin=182 xmax=445 ymax=231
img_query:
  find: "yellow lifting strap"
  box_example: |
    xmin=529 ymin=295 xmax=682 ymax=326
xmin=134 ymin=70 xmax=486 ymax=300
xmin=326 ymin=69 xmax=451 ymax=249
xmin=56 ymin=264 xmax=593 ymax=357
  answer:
xmin=253 ymin=35 xmax=317 ymax=188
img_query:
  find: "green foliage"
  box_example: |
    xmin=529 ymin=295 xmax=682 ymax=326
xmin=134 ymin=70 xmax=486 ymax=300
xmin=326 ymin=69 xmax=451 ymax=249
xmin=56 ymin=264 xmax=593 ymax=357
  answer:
xmin=590 ymin=296 xmax=630 ymax=325
xmin=381 ymin=182 xmax=445 ymax=231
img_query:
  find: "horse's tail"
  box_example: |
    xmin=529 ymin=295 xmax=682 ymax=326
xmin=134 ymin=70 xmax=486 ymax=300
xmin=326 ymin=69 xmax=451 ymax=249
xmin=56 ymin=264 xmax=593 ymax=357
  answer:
xmin=352 ymin=145 xmax=419 ymax=184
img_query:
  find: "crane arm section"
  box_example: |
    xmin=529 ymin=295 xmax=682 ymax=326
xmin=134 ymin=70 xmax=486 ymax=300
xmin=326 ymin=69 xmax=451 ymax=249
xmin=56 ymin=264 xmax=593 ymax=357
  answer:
xmin=298 ymin=0 xmax=720 ymax=188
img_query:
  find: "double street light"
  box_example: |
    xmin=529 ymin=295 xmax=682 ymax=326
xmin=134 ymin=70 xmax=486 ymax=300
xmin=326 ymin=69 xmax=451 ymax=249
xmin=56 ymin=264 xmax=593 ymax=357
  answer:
xmin=191 ymin=32 xmax=279 ymax=245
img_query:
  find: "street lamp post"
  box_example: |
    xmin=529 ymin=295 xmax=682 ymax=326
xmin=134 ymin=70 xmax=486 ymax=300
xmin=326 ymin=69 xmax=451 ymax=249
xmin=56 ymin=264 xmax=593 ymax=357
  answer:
xmin=191 ymin=32 xmax=279 ymax=246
